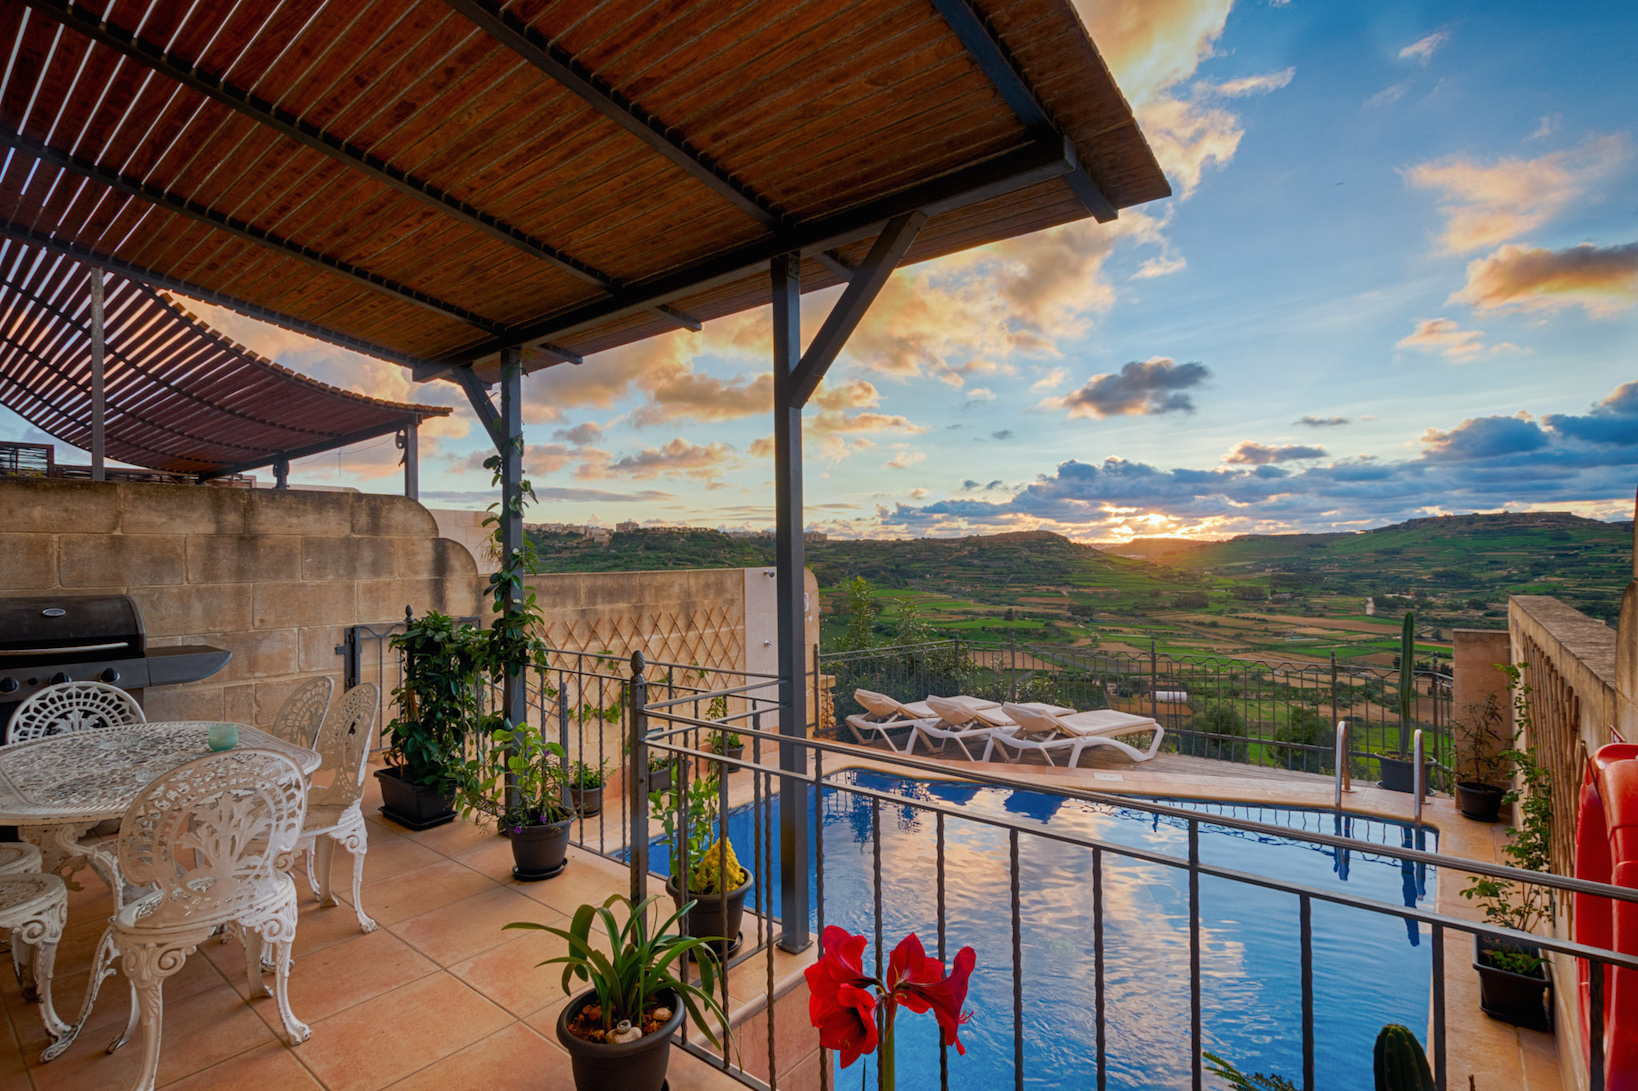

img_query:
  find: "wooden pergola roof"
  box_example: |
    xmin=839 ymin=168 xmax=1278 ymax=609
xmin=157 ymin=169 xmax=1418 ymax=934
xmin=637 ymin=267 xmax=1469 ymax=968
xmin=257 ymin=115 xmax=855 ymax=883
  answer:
xmin=0 ymin=237 xmax=449 ymax=475
xmin=0 ymin=0 xmax=1169 ymax=385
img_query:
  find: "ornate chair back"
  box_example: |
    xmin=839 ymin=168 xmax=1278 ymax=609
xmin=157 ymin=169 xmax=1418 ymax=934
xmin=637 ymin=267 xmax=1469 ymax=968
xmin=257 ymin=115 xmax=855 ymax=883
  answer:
xmin=308 ymin=683 xmax=379 ymax=813
xmin=5 ymin=681 xmax=145 ymax=745
xmin=269 ymin=676 xmax=334 ymax=748
xmin=117 ymin=749 xmax=307 ymax=930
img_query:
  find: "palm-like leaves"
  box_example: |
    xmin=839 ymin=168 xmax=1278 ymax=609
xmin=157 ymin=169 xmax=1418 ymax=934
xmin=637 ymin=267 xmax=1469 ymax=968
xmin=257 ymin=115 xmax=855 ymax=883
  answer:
xmin=506 ymin=894 xmax=732 ymax=1049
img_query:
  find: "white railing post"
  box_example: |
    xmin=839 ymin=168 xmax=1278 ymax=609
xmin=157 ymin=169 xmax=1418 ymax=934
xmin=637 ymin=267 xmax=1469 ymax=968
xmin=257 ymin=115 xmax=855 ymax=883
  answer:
xmin=1413 ymin=728 xmax=1425 ymax=824
xmin=1334 ymin=721 xmax=1351 ymax=808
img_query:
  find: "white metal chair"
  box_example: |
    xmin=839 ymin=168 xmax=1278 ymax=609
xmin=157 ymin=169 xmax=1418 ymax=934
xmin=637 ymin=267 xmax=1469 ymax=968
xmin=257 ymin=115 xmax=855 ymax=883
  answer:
xmin=5 ymin=681 xmax=145 ymax=744
xmin=87 ymin=749 xmax=311 ymax=1091
xmin=298 ymin=682 xmax=379 ymax=934
xmin=988 ymin=703 xmax=1166 ymax=766
xmin=267 ymin=675 xmax=334 ymax=748
xmin=0 ymin=841 xmax=44 ymax=995
xmin=0 ymin=873 xmax=70 ymax=1046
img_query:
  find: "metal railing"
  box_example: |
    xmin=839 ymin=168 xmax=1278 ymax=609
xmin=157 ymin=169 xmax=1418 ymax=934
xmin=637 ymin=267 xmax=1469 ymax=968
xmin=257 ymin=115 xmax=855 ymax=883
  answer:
xmin=823 ymin=637 xmax=1456 ymax=789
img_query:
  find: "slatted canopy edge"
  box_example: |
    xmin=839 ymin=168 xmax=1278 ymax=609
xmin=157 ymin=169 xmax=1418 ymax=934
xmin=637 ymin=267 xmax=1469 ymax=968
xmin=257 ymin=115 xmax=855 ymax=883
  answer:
xmin=0 ymin=238 xmax=450 ymax=477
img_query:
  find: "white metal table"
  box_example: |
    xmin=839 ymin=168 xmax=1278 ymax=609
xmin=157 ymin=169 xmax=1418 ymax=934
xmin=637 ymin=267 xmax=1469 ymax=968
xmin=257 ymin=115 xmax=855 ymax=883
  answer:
xmin=0 ymin=722 xmax=320 ymax=1061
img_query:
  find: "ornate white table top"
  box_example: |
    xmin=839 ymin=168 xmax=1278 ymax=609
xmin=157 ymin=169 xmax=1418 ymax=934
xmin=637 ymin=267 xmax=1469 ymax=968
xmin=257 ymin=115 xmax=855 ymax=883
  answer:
xmin=0 ymin=722 xmax=321 ymax=826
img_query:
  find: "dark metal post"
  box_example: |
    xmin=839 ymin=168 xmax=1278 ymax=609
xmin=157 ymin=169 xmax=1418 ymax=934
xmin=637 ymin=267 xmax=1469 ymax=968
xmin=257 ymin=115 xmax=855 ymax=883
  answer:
xmin=1150 ymin=638 xmax=1159 ymax=722
xmin=272 ymin=457 xmax=289 ymax=490
xmin=400 ymin=419 xmax=419 ymax=500
xmin=89 ymin=271 xmax=106 ymax=481
xmin=628 ymin=651 xmax=648 ymax=902
xmin=771 ymin=251 xmax=811 ymax=951
xmin=498 ymin=347 xmax=526 ymax=815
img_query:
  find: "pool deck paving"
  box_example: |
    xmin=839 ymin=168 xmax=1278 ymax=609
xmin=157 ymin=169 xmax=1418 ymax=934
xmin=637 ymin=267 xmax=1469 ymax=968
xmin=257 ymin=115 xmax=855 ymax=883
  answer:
xmin=1 ymin=747 xmax=1564 ymax=1091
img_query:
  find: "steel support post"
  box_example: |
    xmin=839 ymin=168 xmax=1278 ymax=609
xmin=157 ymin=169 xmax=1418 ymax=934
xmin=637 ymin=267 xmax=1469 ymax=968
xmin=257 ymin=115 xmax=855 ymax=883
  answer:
xmin=89 ymin=271 xmax=105 ymax=480
xmin=498 ymin=347 xmax=526 ymax=817
xmin=272 ymin=457 xmax=289 ymax=489
xmin=771 ymin=252 xmax=811 ymax=952
xmin=401 ymin=419 xmax=419 ymax=500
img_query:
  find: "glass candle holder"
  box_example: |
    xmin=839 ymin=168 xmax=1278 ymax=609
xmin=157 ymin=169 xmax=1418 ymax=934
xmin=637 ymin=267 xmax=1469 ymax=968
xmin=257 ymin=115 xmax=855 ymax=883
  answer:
xmin=207 ymin=722 xmax=239 ymax=752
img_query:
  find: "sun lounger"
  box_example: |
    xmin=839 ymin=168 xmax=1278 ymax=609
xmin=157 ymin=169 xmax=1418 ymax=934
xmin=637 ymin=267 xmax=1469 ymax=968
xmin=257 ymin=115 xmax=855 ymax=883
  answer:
xmin=986 ymin=703 xmax=1165 ymax=765
xmin=845 ymin=690 xmax=1002 ymax=753
xmin=908 ymin=697 xmax=1076 ymax=761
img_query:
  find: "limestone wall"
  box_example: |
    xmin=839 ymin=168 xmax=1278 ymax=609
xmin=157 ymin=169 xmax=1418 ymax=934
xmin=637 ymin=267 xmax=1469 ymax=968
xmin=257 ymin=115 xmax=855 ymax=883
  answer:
xmin=0 ymin=479 xmax=482 ymax=727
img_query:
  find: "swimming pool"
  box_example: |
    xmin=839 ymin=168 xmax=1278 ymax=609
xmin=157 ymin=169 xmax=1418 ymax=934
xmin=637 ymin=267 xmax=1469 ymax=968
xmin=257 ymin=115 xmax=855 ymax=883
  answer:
xmin=649 ymin=771 xmax=1437 ymax=1090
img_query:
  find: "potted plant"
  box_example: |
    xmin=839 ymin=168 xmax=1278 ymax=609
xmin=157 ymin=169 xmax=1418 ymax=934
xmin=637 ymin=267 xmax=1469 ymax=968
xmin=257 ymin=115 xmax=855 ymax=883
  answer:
xmin=379 ymin=609 xmax=479 ymax=829
xmin=568 ymin=760 xmax=606 ymax=817
xmin=804 ymin=924 xmax=975 ymax=1087
xmin=645 ymin=751 xmax=675 ymax=793
xmin=506 ymin=894 xmax=731 ymax=1091
xmin=461 ymin=720 xmax=575 ymax=881
xmin=708 ymin=729 xmax=744 ymax=770
xmin=1454 ymin=685 xmax=1513 ymax=822
xmin=653 ymin=771 xmax=753 ymax=959
xmin=1378 ymin=612 xmax=1430 ymax=794
xmin=1461 ymin=675 xmax=1554 ymax=1030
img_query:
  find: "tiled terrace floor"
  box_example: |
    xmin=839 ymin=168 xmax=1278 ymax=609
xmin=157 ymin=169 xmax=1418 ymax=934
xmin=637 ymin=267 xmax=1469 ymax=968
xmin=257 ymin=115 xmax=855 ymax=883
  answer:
xmin=0 ymin=765 xmax=748 ymax=1091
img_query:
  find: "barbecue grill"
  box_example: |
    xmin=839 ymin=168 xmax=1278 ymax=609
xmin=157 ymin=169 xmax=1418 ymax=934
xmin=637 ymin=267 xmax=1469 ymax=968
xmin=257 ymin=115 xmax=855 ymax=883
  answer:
xmin=0 ymin=594 xmax=230 ymax=724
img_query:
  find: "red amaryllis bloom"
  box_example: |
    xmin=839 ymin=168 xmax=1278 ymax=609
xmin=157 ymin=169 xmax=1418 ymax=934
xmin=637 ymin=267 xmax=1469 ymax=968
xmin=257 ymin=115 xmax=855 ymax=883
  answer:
xmin=885 ymin=933 xmax=976 ymax=1054
xmin=806 ymin=927 xmax=879 ymax=1067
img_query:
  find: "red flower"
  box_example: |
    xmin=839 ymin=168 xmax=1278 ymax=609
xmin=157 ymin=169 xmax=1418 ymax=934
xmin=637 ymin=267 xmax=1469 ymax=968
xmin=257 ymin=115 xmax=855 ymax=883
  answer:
xmin=805 ymin=927 xmax=879 ymax=1067
xmin=885 ymin=933 xmax=975 ymax=1055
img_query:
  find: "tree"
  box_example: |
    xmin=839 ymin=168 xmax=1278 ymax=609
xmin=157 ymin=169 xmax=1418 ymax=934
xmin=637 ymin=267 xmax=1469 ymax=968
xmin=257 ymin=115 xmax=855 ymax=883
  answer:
xmin=837 ymin=576 xmax=880 ymax=651
xmin=1181 ymin=702 xmax=1248 ymax=761
xmin=1274 ymin=706 xmax=1334 ymax=773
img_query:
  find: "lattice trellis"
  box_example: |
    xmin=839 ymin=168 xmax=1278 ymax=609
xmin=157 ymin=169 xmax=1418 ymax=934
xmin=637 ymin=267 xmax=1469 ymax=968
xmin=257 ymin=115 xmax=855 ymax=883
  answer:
xmin=536 ymin=601 xmax=746 ymax=681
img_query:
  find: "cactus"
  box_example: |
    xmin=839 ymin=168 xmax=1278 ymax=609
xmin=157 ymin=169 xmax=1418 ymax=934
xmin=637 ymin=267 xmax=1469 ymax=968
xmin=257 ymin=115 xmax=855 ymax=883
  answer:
xmin=688 ymin=836 xmax=748 ymax=896
xmin=1397 ymin=611 xmax=1416 ymax=756
xmin=1374 ymin=1024 xmax=1434 ymax=1091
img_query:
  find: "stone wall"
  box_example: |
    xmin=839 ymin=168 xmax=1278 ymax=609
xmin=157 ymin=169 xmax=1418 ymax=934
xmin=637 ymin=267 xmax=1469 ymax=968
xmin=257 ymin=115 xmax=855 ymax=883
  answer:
xmin=0 ymin=479 xmax=481 ymax=728
xmin=1450 ymin=628 xmax=1513 ymax=787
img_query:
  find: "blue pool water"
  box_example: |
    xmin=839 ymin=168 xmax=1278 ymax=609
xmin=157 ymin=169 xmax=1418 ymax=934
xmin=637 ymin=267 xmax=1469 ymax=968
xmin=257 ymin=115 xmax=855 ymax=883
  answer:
xmin=649 ymin=772 xmax=1436 ymax=1090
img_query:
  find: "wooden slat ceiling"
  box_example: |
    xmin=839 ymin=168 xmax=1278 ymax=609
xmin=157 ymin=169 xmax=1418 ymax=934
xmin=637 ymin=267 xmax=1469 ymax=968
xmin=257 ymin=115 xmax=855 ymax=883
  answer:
xmin=0 ymin=0 xmax=1169 ymax=385
xmin=0 ymin=237 xmax=449 ymax=475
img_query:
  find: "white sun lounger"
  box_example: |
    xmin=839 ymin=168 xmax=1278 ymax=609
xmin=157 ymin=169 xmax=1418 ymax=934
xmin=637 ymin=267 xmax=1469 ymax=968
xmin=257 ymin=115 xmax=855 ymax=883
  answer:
xmin=987 ymin=703 xmax=1165 ymax=765
xmin=845 ymin=690 xmax=1000 ymax=753
xmin=908 ymin=697 xmax=1075 ymax=761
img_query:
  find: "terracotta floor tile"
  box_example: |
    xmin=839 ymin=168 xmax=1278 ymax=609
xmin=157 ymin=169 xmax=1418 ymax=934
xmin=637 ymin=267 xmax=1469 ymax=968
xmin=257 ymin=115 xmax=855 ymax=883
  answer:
xmin=390 ymin=885 xmax=544 ymax=967
xmin=514 ymin=848 xmax=638 ymax=917
xmin=444 ymin=832 xmax=519 ymax=876
xmin=9 ymin=947 xmax=227 ymax=1058
xmin=159 ymin=1039 xmax=322 ymax=1090
xmin=292 ymin=972 xmax=511 ymax=1091
xmin=447 ymin=926 xmax=573 ymax=1018
xmin=383 ymin=1020 xmax=565 ymax=1090
xmin=26 ymin=982 xmax=282 ymax=1091
xmin=402 ymin=817 xmax=495 ymax=859
xmin=349 ymin=860 xmax=494 ymax=929
xmin=346 ymin=834 xmax=446 ymax=886
xmin=211 ymin=927 xmax=438 ymax=1027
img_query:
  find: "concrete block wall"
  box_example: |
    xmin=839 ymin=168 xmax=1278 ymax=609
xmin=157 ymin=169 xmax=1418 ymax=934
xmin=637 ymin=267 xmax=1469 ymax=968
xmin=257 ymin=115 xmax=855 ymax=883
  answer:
xmin=0 ymin=479 xmax=482 ymax=728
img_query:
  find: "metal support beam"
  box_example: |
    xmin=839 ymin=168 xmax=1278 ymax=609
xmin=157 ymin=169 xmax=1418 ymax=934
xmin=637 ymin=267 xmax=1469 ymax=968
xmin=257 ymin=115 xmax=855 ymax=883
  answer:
xmin=272 ymin=457 xmax=289 ymax=489
xmin=400 ymin=420 xmax=419 ymax=501
xmin=1 ymin=127 xmax=509 ymax=334
xmin=436 ymin=137 xmax=1076 ymax=367
xmin=811 ymin=250 xmax=856 ymax=282
xmin=452 ymin=366 xmax=506 ymax=449
xmin=771 ymin=252 xmax=810 ymax=952
xmin=89 ymin=269 xmax=105 ymax=480
xmin=206 ymin=418 xmax=434 ymax=478
xmin=926 ymin=0 xmax=1117 ymax=222
xmin=497 ymin=348 xmax=526 ymax=815
xmin=443 ymin=0 xmax=784 ymax=229
xmin=787 ymin=212 xmax=925 ymax=407
xmin=0 ymin=219 xmax=427 ymax=369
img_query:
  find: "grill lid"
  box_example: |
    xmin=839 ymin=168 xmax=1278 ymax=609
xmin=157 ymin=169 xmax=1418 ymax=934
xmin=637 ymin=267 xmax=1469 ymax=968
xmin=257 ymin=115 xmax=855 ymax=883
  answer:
xmin=0 ymin=594 xmax=145 ymax=657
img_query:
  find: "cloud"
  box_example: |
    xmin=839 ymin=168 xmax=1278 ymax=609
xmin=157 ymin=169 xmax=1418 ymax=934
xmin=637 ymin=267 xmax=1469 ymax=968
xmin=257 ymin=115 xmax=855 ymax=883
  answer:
xmin=966 ymin=387 xmax=996 ymax=402
xmin=1398 ymin=31 xmax=1450 ymax=64
xmin=1452 ymin=241 xmax=1638 ymax=318
xmin=884 ymin=451 xmax=926 ymax=469
xmin=1395 ymin=317 xmax=1487 ymax=359
xmin=576 ymin=438 xmax=737 ymax=481
xmin=1296 ymin=415 xmax=1349 ymax=428
xmin=1404 ymin=135 xmax=1631 ymax=253
xmin=1047 ymin=357 xmax=1210 ymax=419
xmin=1365 ymin=81 xmax=1413 ymax=109
xmin=992 ymin=429 xmax=1015 ymax=441
xmin=1542 ymin=383 xmax=1638 ymax=446
xmin=1032 ymin=368 xmax=1069 ymax=392
xmin=1222 ymin=442 xmax=1328 ymax=465
xmin=630 ymin=370 xmax=772 ymax=426
xmin=1420 ymin=415 xmax=1547 ymax=460
xmin=1133 ymin=254 xmax=1187 ymax=279
xmin=1195 ymin=68 xmax=1295 ymax=97
xmin=553 ymin=422 xmax=604 ymax=445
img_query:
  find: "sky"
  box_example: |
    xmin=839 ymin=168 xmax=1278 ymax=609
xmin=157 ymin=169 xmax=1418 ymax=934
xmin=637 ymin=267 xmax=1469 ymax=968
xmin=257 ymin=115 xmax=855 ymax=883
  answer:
xmin=7 ymin=0 xmax=1637 ymax=542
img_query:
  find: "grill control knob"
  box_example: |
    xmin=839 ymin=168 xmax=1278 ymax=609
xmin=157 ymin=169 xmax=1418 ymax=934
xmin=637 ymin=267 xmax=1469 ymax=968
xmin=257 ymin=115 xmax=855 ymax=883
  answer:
xmin=0 ymin=678 xmax=16 ymax=694
xmin=100 ymin=668 xmax=121 ymax=684
xmin=49 ymin=672 xmax=70 ymax=685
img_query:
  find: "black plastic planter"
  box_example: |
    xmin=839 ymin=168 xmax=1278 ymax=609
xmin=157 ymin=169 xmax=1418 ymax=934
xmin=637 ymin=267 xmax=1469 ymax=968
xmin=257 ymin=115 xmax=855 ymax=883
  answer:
xmin=646 ymin=766 xmax=673 ymax=793
xmin=569 ymin=785 xmax=604 ymax=817
xmin=1473 ymin=935 xmax=1553 ymax=1030
xmin=510 ymin=817 xmax=573 ymax=881
xmin=1455 ymin=781 xmax=1506 ymax=822
xmin=557 ymin=986 xmax=681 ymax=1091
xmin=666 ymin=871 xmax=753 ymax=960
xmin=717 ymin=744 xmax=745 ymax=772
xmin=374 ymin=767 xmax=456 ymax=830
xmin=1378 ymin=756 xmax=1433 ymax=795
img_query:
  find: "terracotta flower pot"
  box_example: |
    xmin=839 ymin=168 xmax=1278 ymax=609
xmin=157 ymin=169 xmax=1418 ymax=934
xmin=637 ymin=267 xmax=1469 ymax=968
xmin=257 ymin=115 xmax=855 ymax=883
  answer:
xmin=556 ymin=987 xmax=682 ymax=1091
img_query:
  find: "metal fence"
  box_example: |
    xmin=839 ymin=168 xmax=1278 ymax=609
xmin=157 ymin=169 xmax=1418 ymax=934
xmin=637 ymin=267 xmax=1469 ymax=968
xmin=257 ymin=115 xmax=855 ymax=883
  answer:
xmin=823 ymin=637 xmax=1456 ymax=789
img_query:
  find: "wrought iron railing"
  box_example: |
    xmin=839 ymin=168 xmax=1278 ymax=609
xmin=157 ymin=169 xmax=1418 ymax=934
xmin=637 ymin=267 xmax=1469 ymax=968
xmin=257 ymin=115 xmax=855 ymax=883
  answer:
xmin=822 ymin=637 xmax=1457 ymax=789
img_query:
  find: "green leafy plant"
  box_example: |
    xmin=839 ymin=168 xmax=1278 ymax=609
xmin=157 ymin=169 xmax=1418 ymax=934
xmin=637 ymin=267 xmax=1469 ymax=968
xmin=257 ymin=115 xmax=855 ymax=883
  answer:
xmin=386 ymin=610 xmax=481 ymax=793
xmin=708 ymin=729 xmax=742 ymax=754
xmin=505 ymin=894 xmax=731 ymax=1047
xmin=1455 ymin=689 xmax=1513 ymax=787
xmin=1203 ymin=1052 xmax=1297 ymax=1091
xmin=568 ymin=760 xmax=606 ymax=790
xmin=652 ymin=771 xmax=747 ymax=896
xmin=462 ymin=720 xmax=570 ymax=830
xmin=1460 ymin=663 xmax=1552 ymax=974
xmin=838 ymin=576 xmax=881 ymax=651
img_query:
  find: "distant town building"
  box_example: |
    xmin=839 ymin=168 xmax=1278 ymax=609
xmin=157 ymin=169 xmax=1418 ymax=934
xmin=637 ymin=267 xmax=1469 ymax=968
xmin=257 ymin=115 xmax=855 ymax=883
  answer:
xmin=585 ymin=526 xmax=613 ymax=543
xmin=804 ymin=531 xmax=828 ymax=543
xmin=615 ymin=520 xmax=640 ymax=533
xmin=1364 ymin=597 xmax=1375 ymax=615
